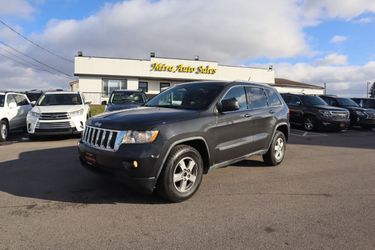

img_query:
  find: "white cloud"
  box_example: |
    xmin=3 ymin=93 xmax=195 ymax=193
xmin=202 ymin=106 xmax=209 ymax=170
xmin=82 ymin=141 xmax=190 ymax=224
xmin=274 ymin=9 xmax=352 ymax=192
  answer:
xmin=1 ymin=0 xmax=375 ymax=97
xmin=0 ymin=0 xmax=34 ymax=18
xmin=330 ymin=35 xmax=347 ymax=44
xmin=315 ymin=53 xmax=348 ymax=66
xmin=301 ymin=0 xmax=375 ymax=22
xmin=276 ymin=61 xmax=375 ymax=97
xmin=353 ymin=17 xmax=373 ymax=24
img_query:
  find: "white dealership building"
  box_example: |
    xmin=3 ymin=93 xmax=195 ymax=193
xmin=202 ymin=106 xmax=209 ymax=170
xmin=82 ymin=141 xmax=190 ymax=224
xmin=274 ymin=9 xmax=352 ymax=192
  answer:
xmin=73 ymin=54 xmax=324 ymax=104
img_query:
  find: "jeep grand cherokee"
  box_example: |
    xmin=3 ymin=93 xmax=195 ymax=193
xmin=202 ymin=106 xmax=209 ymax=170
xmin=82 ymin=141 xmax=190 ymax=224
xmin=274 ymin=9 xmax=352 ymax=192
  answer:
xmin=78 ymin=81 xmax=290 ymax=202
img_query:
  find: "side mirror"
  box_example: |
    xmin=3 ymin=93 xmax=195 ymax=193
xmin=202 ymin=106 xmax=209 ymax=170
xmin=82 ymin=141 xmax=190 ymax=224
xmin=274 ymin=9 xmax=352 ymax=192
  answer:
xmin=85 ymin=101 xmax=92 ymax=105
xmin=217 ymin=98 xmax=240 ymax=113
xmin=101 ymin=100 xmax=107 ymax=105
xmin=30 ymin=101 xmax=36 ymax=107
xmin=8 ymin=102 xmax=17 ymax=109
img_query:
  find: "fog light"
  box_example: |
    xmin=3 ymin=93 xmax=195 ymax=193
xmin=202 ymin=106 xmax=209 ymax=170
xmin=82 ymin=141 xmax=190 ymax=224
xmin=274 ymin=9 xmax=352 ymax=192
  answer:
xmin=132 ymin=160 xmax=139 ymax=168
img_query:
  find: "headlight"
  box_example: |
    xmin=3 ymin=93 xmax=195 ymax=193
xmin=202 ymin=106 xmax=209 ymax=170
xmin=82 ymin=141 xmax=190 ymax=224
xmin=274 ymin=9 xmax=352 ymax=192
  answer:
xmin=121 ymin=130 xmax=159 ymax=144
xmin=70 ymin=109 xmax=84 ymax=117
xmin=355 ymin=110 xmax=366 ymax=116
xmin=28 ymin=111 xmax=40 ymax=118
xmin=319 ymin=110 xmax=331 ymax=118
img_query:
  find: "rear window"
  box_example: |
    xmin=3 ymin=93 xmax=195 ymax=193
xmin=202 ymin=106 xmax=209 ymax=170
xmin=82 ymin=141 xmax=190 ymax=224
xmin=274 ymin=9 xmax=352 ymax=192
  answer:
xmin=110 ymin=92 xmax=145 ymax=104
xmin=37 ymin=94 xmax=82 ymax=106
xmin=247 ymin=87 xmax=268 ymax=109
xmin=0 ymin=95 xmax=4 ymax=107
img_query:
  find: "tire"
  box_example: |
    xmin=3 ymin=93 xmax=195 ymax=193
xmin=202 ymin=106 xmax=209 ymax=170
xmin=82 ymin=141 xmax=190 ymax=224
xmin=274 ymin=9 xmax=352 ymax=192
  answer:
xmin=0 ymin=120 xmax=9 ymax=142
xmin=263 ymin=131 xmax=286 ymax=166
xmin=303 ymin=115 xmax=316 ymax=131
xmin=156 ymin=145 xmax=204 ymax=202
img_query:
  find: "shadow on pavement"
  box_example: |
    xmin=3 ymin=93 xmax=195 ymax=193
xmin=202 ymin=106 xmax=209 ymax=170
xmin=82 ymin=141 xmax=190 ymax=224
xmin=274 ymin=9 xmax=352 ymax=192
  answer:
xmin=0 ymin=146 xmax=166 ymax=205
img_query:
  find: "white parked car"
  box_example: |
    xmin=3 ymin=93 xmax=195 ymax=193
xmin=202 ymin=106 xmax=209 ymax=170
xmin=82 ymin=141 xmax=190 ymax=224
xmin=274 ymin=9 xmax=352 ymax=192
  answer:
xmin=27 ymin=91 xmax=90 ymax=136
xmin=0 ymin=92 xmax=32 ymax=141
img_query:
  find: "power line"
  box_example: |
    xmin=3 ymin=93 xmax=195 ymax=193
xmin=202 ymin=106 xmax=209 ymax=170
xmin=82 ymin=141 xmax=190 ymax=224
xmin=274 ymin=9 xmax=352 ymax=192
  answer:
xmin=0 ymin=19 xmax=73 ymax=63
xmin=0 ymin=46 xmax=57 ymax=74
xmin=0 ymin=52 xmax=69 ymax=80
xmin=0 ymin=40 xmax=73 ymax=78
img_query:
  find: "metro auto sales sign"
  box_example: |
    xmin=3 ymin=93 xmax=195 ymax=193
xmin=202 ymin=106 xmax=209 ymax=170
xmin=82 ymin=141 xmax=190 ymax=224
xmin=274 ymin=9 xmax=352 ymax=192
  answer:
xmin=150 ymin=62 xmax=217 ymax=75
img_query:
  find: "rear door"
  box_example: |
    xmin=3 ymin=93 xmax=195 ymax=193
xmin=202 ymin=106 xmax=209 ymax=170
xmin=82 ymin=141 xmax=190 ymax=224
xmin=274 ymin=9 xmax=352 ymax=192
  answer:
xmin=212 ymin=85 xmax=253 ymax=164
xmin=245 ymin=87 xmax=275 ymax=152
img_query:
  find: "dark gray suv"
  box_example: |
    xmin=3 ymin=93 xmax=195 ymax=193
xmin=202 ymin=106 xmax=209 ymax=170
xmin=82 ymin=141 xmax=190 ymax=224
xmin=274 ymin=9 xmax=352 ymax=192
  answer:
xmin=78 ymin=81 xmax=290 ymax=202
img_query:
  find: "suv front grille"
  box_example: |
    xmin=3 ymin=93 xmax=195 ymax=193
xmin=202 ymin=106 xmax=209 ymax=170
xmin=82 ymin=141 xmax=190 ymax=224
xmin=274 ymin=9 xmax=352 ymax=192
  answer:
xmin=82 ymin=126 xmax=119 ymax=151
xmin=330 ymin=111 xmax=349 ymax=121
xmin=36 ymin=121 xmax=73 ymax=129
xmin=40 ymin=112 xmax=70 ymax=120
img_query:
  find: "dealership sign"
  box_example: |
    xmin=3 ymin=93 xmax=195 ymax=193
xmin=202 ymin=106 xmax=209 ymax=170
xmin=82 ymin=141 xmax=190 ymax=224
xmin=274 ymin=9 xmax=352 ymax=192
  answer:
xmin=150 ymin=62 xmax=217 ymax=75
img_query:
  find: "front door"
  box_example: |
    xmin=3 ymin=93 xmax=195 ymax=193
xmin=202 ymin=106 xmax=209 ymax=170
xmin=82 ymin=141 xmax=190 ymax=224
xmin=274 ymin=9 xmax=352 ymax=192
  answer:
xmin=211 ymin=86 xmax=253 ymax=164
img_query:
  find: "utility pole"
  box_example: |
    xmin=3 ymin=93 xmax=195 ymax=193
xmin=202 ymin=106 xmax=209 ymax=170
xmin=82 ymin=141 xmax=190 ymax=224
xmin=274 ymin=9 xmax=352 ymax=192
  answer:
xmin=324 ymin=82 xmax=327 ymax=95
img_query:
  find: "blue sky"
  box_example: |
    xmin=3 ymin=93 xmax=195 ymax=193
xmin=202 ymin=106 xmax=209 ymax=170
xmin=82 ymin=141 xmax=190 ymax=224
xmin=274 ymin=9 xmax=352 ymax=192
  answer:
xmin=1 ymin=0 xmax=375 ymax=97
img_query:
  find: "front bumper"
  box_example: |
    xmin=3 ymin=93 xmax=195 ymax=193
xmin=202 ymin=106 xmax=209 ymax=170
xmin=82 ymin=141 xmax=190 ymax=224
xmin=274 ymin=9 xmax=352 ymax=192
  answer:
xmin=318 ymin=118 xmax=350 ymax=130
xmin=27 ymin=116 xmax=86 ymax=135
xmin=78 ymin=139 xmax=168 ymax=193
xmin=357 ymin=118 xmax=375 ymax=127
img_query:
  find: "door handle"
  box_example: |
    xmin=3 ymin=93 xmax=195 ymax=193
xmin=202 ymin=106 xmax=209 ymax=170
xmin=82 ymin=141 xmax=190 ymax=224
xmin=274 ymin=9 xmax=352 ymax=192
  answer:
xmin=269 ymin=110 xmax=275 ymax=114
xmin=243 ymin=114 xmax=251 ymax=118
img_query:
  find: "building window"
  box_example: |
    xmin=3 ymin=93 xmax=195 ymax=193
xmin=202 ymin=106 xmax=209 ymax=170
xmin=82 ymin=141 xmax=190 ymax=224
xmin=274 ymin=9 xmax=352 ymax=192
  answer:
xmin=102 ymin=79 xmax=127 ymax=97
xmin=160 ymin=82 xmax=170 ymax=91
xmin=139 ymin=81 xmax=148 ymax=93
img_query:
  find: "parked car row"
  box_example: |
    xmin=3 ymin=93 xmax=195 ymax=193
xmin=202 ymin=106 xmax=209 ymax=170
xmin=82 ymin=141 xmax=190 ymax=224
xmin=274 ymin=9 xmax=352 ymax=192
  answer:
xmin=0 ymin=90 xmax=90 ymax=141
xmin=280 ymin=93 xmax=375 ymax=131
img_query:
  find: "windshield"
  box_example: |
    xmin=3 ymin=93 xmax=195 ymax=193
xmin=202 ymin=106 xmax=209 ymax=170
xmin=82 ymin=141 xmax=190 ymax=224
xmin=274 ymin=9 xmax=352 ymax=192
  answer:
xmin=110 ymin=92 xmax=144 ymax=104
xmin=145 ymin=84 xmax=224 ymax=110
xmin=0 ymin=95 xmax=4 ymax=107
xmin=300 ymin=95 xmax=327 ymax=106
xmin=337 ymin=98 xmax=359 ymax=107
xmin=37 ymin=94 xmax=82 ymax=106
xmin=27 ymin=93 xmax=43 ymax=102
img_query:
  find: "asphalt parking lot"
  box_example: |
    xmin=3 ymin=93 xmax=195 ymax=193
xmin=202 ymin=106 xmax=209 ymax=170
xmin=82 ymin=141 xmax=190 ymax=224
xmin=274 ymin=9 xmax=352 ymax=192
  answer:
xmin=0 ymin=128 xmax=374 ymax=249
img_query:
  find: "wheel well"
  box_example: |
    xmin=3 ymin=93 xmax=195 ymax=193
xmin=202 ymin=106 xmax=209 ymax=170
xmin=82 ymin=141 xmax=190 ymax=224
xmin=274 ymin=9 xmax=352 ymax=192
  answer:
xmin=177 ymin=139 xmax=210 ymax=174
xmin=276 ymin=124 xmax=289 ymax=141
xmin=1 ymin=118 xmax=9 ymax=127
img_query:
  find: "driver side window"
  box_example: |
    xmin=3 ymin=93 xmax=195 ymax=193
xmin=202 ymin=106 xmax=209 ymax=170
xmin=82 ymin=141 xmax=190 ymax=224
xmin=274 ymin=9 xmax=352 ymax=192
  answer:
xmin=289 ymin=96 xmax=301 ymax=106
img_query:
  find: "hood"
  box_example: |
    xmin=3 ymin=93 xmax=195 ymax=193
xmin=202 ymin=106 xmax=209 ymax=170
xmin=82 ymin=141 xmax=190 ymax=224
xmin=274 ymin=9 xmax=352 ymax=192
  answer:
xmin=106 ymin=103 xmax=140 ymax=112
xmin=343 ymin=106 xmax=366 ymax=112
xmin=313 ymin=105 xmax=348 ymax=112
xmin=32 ymin=105 xmax=83 ymax=113
xmin=88 ymin=106 xmax=200 ymax=130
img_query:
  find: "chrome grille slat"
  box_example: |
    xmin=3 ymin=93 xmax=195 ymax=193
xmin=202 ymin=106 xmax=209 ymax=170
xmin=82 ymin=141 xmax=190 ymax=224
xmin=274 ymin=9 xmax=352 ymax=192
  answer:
xmin=39 ymin=112 xmax=70 ymax=120
xmin=82 ymin=126 xmax=119 ymax=151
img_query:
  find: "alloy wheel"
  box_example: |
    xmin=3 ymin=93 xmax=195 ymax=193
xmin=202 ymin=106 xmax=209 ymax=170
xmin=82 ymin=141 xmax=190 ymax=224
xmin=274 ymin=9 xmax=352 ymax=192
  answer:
xmin=274 ymin=137 xmax=285 ymax=161
xmin=173 ymin=157 xmax=197 ymax=193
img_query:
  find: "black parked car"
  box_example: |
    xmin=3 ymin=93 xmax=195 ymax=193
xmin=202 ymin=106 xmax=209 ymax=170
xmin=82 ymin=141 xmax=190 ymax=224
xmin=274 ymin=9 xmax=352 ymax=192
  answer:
xmin=78 ymin=81 xmax=290 ymax=202
xmin=281 ymin=93 xmax=350 ymax=131
xmin=102 ymin=90 xmax=148 ymax=112
xmin=320 ymin=95 xmax=375 ymax=129
xmin=351 ymin=98 xmax=375 ymax=110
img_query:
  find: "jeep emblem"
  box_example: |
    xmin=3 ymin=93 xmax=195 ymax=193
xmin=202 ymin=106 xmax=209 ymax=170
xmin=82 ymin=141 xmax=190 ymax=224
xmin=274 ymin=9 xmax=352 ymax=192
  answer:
xmin=94 ymin=122 xmax=102 ymax=127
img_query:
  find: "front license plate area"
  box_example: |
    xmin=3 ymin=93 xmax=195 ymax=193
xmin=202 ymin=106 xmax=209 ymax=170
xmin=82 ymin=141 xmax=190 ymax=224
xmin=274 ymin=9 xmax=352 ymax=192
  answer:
xmin=84 ymin=152 xmax=97 ymax=166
